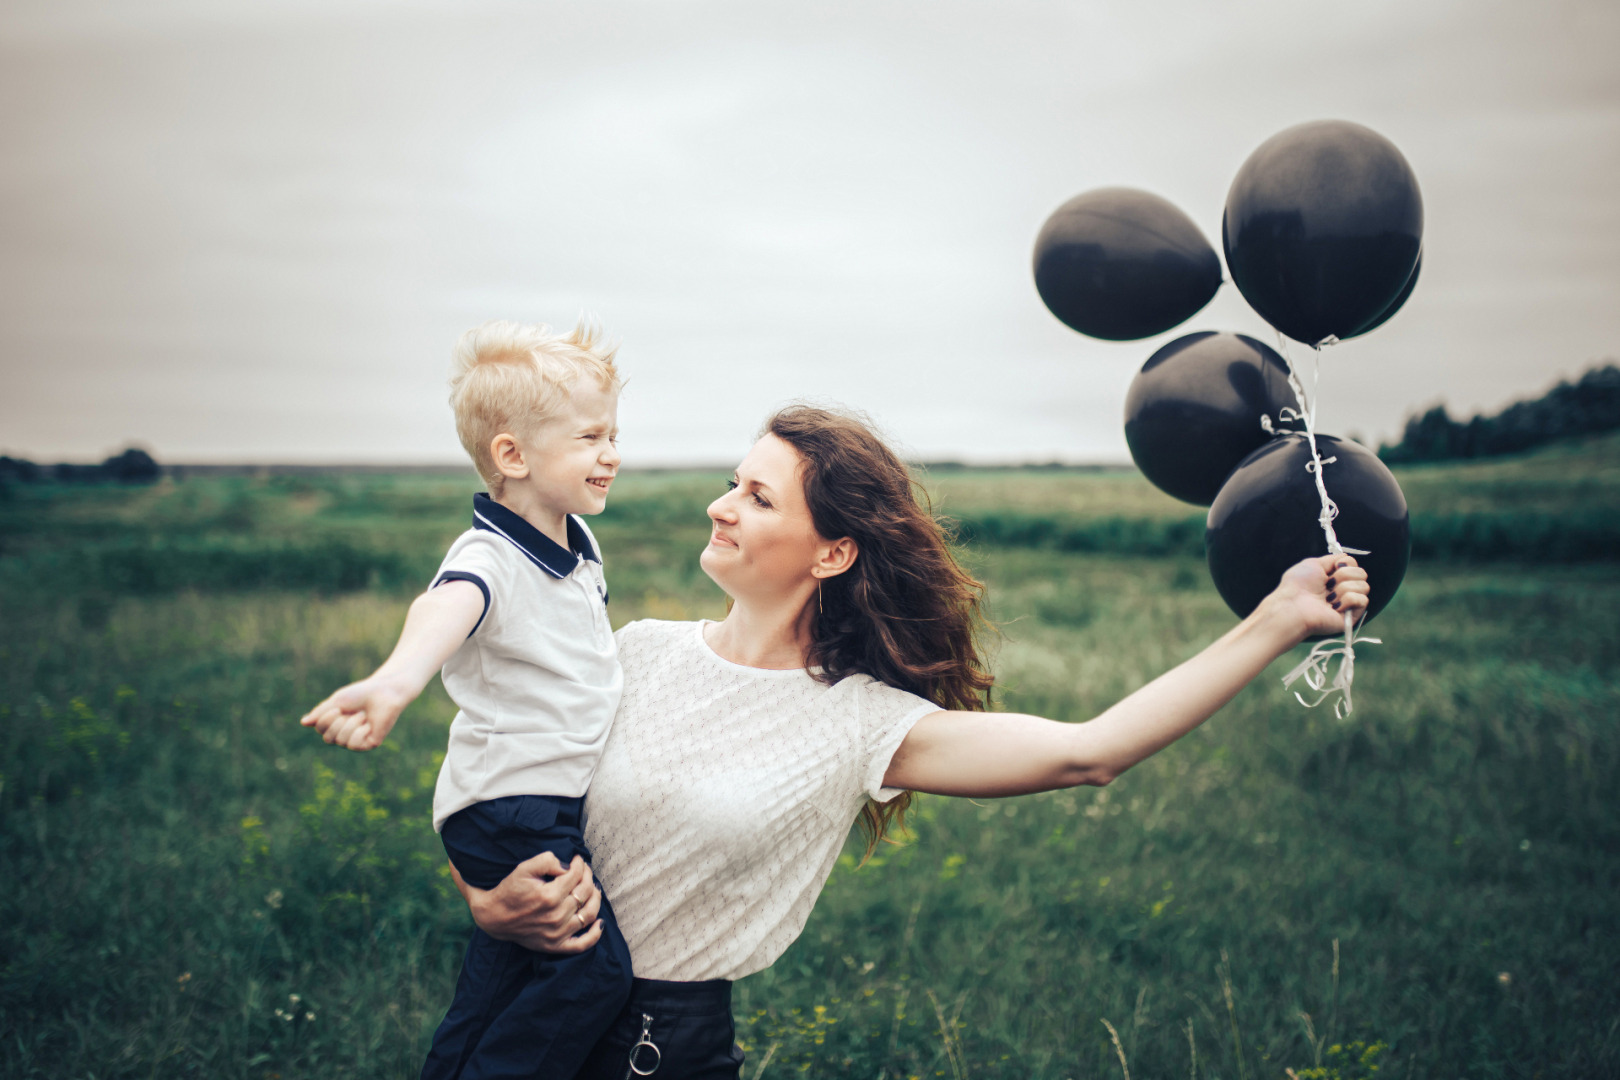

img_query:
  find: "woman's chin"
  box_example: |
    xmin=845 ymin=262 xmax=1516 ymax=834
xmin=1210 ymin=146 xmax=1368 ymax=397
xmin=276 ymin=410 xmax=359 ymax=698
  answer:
xmin=697 ymin=549 xmax=732 ymax=591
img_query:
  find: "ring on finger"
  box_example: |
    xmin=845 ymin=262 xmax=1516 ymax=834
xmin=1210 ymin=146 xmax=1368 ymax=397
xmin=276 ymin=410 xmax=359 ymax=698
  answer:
xmin=575 ymin=911 xmax=588 ymax=927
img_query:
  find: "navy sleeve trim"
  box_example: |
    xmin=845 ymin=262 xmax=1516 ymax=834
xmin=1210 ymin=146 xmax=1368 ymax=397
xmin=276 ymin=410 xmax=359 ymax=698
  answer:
xmin=433 ymin=571 xmax=491 ymax=637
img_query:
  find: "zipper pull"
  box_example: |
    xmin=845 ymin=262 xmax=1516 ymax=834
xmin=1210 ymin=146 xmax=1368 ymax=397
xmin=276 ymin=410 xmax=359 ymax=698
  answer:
xmin=626 ymin=1012 xmax=660 ymax=1077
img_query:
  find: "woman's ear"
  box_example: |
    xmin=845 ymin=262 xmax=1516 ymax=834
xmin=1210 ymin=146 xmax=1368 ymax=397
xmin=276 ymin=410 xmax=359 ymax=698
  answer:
xmin=815 ymin=536 xmax=859 ymax=579
xmin=489 ymin=433 xmax=530 ymax=480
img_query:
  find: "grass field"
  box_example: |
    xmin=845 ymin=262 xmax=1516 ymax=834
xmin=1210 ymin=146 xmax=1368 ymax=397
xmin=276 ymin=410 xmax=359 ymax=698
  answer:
xmin=2 ymin=437 xmax=1618 ymax=1078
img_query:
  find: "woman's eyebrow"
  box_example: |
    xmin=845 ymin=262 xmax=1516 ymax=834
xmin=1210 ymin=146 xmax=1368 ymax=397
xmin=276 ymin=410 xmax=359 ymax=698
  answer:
xmin=734 ymin=474 xmax=776 ymax=498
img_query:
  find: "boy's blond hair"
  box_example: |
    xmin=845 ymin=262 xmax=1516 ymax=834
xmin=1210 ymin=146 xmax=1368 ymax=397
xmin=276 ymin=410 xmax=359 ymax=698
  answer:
xmin=449 ymin=318 xmax=622 ymax=493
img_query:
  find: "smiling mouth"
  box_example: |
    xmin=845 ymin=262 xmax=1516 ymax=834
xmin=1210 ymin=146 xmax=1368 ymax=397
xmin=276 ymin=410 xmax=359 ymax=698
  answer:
xmin=587 ymin=477 xmax=612 ymax=490
xmin=709 ymin=531 xmax=737 ymax=548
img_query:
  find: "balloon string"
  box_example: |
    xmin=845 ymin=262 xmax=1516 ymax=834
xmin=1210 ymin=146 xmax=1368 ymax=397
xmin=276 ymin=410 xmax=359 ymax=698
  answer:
xmin=1272 ymin=332 xmax=1375 ymax=717
xmin=1280 ymin=626 xmax=1382 ymax=719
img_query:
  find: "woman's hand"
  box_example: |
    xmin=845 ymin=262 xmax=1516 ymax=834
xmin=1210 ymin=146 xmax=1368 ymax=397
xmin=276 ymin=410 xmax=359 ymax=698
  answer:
xmin=1262 ymin=553 xmax=1371 ymax=642
xmin=449 ymin=851 xmax=605 ymax=954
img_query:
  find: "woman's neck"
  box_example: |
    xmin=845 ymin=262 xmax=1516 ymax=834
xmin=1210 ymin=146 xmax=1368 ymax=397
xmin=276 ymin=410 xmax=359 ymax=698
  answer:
xmin=704 ymin=590 xmax=816 ymax=671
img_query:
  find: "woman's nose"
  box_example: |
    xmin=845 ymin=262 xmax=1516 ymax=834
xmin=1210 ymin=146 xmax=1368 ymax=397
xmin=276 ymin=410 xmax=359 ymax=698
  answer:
xmin=707 ymin=493 xmax=737 ymax=523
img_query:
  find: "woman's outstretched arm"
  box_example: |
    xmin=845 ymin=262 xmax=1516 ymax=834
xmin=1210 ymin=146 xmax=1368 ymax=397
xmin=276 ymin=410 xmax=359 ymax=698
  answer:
xmin=884 ymin=554 xmax=1369 ymax=798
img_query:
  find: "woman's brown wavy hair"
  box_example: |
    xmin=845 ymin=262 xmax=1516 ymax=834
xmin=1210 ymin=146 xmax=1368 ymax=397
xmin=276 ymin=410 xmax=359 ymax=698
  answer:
xmin=764 ymin=405 xmax=995 ymax=861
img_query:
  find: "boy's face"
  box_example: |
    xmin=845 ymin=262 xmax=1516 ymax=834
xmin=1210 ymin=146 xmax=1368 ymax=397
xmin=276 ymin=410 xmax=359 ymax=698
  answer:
xmin=517 ymin=380 xmax=621 ymax=517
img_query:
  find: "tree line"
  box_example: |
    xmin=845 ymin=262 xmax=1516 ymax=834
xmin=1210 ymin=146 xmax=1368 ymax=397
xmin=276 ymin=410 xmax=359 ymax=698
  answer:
xmin=0 ymin=448 xmax=160 ymax=485
xmin=1379 ymin=362 xmax=1620 ymax=463
xmin=4 ymin=363 xmax=1617 ymax=485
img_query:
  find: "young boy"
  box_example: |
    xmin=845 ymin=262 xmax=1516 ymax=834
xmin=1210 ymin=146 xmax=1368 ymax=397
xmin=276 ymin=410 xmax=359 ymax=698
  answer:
xmin=299 ymin=318 xmax=633 ymax=1080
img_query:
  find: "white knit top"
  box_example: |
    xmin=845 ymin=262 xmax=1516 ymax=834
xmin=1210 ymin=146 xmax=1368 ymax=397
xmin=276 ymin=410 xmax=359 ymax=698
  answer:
xmin=583 ymin=619 xmax=939 ymax=981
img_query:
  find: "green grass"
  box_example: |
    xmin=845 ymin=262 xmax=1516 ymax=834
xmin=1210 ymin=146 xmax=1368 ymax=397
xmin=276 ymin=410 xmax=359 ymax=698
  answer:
xmin=2 ymin=444 xmax=1618 ymax=1078
xmin=928 ymin=432 xmax=1620 ymax=562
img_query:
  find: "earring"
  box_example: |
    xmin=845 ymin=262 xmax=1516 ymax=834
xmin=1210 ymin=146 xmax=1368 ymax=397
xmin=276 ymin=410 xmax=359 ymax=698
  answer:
xmin=817 ymin=577 xmax=823 ymax=615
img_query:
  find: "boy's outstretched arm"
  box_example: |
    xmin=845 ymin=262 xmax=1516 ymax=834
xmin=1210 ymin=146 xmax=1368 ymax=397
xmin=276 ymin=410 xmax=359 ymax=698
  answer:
xmin=300 ymin=580 xmax=485 ymax=751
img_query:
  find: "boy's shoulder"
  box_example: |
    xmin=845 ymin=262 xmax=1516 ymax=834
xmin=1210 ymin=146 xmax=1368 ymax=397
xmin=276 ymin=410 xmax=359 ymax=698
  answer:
xmin=438 ymin=527 xmax=511 ymax=571
xmin=439 ymin=510 xmax=606 ymax=578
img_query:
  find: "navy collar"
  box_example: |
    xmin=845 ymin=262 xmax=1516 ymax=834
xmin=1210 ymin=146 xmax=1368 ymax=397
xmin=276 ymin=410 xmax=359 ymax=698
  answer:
xmin=471 ymin=493 xmax=600 ymax=579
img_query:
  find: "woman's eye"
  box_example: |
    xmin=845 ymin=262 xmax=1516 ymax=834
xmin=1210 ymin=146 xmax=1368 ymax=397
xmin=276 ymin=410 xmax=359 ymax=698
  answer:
xmin=752 ymin=493 xmax=771 ymax=509
xmin=725 ymin=479 xmax=738 ymax=492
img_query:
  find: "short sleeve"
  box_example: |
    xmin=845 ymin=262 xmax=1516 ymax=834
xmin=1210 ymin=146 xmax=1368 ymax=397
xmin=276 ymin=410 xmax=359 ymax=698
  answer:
xmin=431 ymin=531 xmax=509 ymax=635
xmin=854 ymin=678 xmax=942 ymax=803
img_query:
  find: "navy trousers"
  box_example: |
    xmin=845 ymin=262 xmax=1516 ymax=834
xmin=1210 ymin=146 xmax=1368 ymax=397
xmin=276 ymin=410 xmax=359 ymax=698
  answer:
xmin=421 ymin=795 xmax=633 ymax=1080
xmin=576 ymin=978 xmax=743 ymax=1080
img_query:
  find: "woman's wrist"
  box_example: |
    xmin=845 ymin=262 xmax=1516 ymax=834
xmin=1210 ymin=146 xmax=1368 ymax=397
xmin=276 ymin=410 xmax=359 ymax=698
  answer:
xmin=465 ymin=886 xmax=501 ymax=937
xmin=1244 ymin=592 xmax=1311 ymax=655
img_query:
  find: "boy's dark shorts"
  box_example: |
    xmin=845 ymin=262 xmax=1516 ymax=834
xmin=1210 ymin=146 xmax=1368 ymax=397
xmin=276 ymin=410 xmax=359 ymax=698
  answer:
xmin=421 ymin=794 xmax=633 ymax=1080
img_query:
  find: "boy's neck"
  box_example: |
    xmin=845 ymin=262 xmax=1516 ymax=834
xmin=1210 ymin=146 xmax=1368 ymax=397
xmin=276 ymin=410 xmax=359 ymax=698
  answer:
xmin=493 ymin=483 xmax=571 ymax=552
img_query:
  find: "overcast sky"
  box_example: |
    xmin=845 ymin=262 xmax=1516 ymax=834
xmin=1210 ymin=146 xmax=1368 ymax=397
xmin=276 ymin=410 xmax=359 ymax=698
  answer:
xmin=2 ymin=0 xmax=1616 ymax=465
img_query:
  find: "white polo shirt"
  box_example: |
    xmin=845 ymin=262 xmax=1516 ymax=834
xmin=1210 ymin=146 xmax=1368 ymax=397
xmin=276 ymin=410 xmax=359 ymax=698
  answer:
xmin=428 ymin=493 xmax=623 ymax=832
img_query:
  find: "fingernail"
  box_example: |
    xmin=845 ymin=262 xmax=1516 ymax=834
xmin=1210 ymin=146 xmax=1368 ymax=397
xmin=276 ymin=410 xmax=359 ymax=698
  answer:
xmin=1331 ymin=600 xmax=1341 ymax=611
xmin=1336 ymin=562 xmax=1348 ymax=569
xmin=1326 ymin=576 xmax=1336 ymax=587
xmin=1326 ymin=590 xmax=1337 ymax=602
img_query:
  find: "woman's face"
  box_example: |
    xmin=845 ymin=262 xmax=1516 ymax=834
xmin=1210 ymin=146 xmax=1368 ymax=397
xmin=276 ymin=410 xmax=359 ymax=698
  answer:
xmin=701 ymin=434 xmax=826 ymax=602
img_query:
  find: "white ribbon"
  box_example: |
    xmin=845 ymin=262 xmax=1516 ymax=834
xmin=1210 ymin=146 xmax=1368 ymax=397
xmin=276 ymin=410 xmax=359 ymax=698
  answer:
xmin=1272 ymin=333 xmax=1379 ymax=718
xmin=1281 ymin=624 xmax=1382 ymax=719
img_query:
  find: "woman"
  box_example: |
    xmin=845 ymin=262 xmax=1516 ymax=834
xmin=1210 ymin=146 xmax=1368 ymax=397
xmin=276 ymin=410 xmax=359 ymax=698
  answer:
xmin=453 ymin=405 xmax=1369 ymax=1078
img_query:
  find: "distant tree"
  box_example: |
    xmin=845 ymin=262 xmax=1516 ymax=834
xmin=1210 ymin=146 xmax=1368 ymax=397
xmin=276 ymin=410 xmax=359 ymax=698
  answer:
xmin=0 ymin=447 xmax=161 ymax=484
xmin=1381 ymin=363 xmax=1620 ymax=463
xmin=102 ymin=447 xmax=160 ymax=483
xmin=0 ymin=456 xmax=43 ymax=483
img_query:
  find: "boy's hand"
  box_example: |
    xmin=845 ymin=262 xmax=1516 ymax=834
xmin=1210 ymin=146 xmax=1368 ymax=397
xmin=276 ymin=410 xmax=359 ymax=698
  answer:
xmin=297 ymin=580 xmax=483 ymax=752
xmin=300 ymin=676 xmax=415 ymax=751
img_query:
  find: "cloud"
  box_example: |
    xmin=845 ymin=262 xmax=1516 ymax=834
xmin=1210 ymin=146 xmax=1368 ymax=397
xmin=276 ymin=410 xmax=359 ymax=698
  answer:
xmin=1 ymin=0 xmax=1616 ymax=463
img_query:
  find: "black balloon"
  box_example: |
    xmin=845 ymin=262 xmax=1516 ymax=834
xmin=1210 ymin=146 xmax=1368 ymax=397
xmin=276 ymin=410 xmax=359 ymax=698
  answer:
xmin=1223 ymin=120 xmax=1423 ymax=346
xmin=1124 ymin=331 xmax=1301 ymax=506
xmin=1350 ymin=252 xmax=1421 ymax=337
xmin=1206 ymin=434 xmax=1409 ymax=624
xmin=1033 ymin=187 xmax=1222 ymax=341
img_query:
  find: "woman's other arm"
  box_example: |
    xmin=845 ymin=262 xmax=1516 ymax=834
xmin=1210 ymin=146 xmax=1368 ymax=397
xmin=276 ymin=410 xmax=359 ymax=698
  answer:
xmin=884 ymin=554 xmax=1368 ymax=797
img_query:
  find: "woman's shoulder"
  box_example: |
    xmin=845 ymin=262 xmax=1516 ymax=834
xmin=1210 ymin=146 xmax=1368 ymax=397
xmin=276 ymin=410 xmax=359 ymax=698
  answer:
xmin=827 ymin=671 xmax=940 ymax=724
xmin=613 ymin=618 xmax=701 ymax=651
